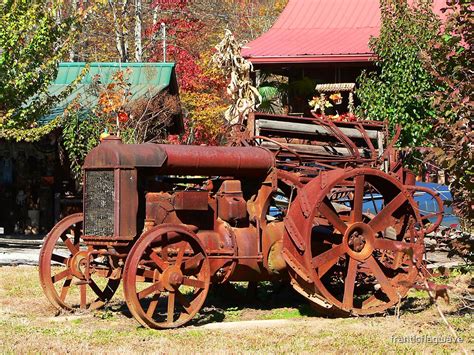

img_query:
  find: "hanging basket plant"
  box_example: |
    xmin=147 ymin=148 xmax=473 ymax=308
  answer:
xmin=329 ymin=92 xmax=343 ymax=105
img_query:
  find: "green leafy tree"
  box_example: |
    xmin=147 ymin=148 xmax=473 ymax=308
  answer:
xmin=356 ymin=0 xmax=440 ymax=146
xmin=421 ymin=0 xmax=473 ymax=228
xmin=0 ymin=0 xmax=81 ymax=138
xmin=62 ymin=107 xmax=103 ymax=183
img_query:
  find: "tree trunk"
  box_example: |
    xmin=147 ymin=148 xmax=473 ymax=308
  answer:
xmin=152 ymin=3 xmax=159 ymax=28
xmin=69 ymin=0 xmax=79 ymax=62
xmin=108 ymin=0 xmax=129 ymax=62
xmin=134 ymin=0 xmax=142 ymax=62
xmin=120 ymin=0 xmax=130 ymax=62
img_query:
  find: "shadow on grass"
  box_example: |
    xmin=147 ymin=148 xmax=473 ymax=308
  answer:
xmin=108 ymin=281 xmax=322 ymax=327
xmin=393 ymin=296 xmax=431 ymax=315
xmin=107 ymin=281 xmax=441 ymax=327
xmin=190 ymin=281 xmax=323 ymax=326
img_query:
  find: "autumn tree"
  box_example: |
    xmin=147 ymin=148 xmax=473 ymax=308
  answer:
xmin=65 ymin=1 xmax=287 ymax=144
xmin=62 ymin=69 xmax=181 ymax=181
xmin=149 ymin=1 xmax=229 ymax=144
xmin=147 ymin=1 xmax=287 ymax=144
xmin=422 ymin=0 xmax=473 ymax=228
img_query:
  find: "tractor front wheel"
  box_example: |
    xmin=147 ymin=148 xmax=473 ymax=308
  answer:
xmin=123 ymin=224 xmax=210 ymax=329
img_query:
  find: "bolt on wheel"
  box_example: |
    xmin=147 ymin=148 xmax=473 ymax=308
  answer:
xmin=39 ymin=213 xmax=120 ymax=311
xmin=123 ymin=224 xmax=210 ymax=329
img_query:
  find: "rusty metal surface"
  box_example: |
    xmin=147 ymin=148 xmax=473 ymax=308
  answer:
xmin=84 ymin=136 xmax=167 ymax=169
xmin=40 ymin=112 xmax=445 ymax=329
xmin=158 ymin=144 xmax=275 ymax=177
xmin=173 ymin=191 xmax=209 ymax=211
xmin=216 ymin=180 xmax=247 ymax=222
xmin=407 ymin=185 xmax=444 ymax=235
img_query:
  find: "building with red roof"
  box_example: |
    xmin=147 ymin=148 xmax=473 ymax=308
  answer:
xmin=242 ymin=0 xmax=445 ymax=114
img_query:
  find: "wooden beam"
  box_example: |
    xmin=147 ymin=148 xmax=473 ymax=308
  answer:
xmin=256 ymin=119 xmax=380 ymax=140
xmin=261 ymin=141 xmax=370 ymax=158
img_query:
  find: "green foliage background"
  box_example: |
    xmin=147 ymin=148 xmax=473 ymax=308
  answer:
xmin=0 ymin=0 xmax=80 ymax=134
xmin=356 ymin=0 xmax=440 ymax=147
xmin=61 ymin=109 xmax=102 ymax=182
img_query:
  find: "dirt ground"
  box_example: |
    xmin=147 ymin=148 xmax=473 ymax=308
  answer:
xmin=0 ymin=265 xmax=472 ymax=353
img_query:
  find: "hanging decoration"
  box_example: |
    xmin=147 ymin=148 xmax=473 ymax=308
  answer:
xmin=213 ymin=29 xmax=261 ymax=125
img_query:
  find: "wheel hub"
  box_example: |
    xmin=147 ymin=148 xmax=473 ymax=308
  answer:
xmin=348 ymin=230 xmax=366 ymax=252
xmin=69 ymin=250 xmax=89 ymax=280
xmin=344 ymin=222 xmax=375 ymax=261
xmin=162 ymin=266 xmax=183 ymax=291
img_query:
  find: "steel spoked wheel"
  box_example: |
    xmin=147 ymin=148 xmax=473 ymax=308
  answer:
xmin=39 ymin=213 xmax=120 ymax=311
xmin=307 ymin=169 xmax=424 ymax=315
xmin=123 ymin=224 xmax=210 ymax=329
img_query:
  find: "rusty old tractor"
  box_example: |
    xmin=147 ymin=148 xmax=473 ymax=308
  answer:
xmin=39 ymin=112 xmax=444 ymax=328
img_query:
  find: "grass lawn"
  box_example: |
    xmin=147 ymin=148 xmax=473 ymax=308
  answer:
xmin=0 ymin=265 xmax=472 ymax=353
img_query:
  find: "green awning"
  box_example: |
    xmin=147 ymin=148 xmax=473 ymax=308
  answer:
xmin=40 ymin=62 xmax=179 ymax=125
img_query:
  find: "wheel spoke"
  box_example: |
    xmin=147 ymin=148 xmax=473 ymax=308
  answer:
xmin=362 ymin=294 xmax=383 ymax=308
xmin=51 ymin=253 xmax=68 ymax=265
xmin=138 ymin=281 xmax=163 ymax=299
xmin=312 ymin=244 xmax=345 ymax=270
xmin=125 ymin=226 xmax=210 ymax=328
xmin=365 ymin=256 xmax=398 ymax=301
xmin=369 ymin=192 xmax=407 ymax=233
xmin=351 ymin=175 xmax=365 ymax=223
xmin=318 ymin=259 xmax=339 ymax=278
xmin=41 ymin=215 xmax=119 ymax=312
xmin=60 ymin=234 xmax=79 ymax=255
xmin=73 ymin=225 xmax=81 ymax=247
xmin=319 ymin=197 xmax=347 ymax=234
xmin=182 ymin=277 xmax=205 ymax=289
xmin=136 ymin=268 xmax=159 ymax=282
xmin=175 ymin=242 xmax=186 ymax=267
xmin=182 ymin=253 xmax=205 ymax=272
xmin=175 ymin=289 xmax=192 ymax=314
xmin=162 ymin=233 xmax=169 ymax=262
xmin=60 ymin=277 xmax=72 ymax=301
xmin=342 ymin=258 xmax=358 ymax=310
xmin=150 ymin=251 xmax=167 ymax=272
xmin=52 ymin=269 xmax=70 ymax=283
xmin=146 ymin=292 xmax=160 ymax=317
xmin=88 ymin=279 xmax=104 ymax=300
xmin=80 ymin=284 xmax=87 ymax=309
xmin=167 ymin=291 xmax=175 ymax=323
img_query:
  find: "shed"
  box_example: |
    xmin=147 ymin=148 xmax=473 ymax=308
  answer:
xmin=41 ymin=62 xmax=183 ymax=134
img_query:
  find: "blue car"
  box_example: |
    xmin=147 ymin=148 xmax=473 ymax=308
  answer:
xmin=270 ymin=181 xmax=458 ymax=228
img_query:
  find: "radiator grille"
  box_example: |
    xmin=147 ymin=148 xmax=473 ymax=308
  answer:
xmin=84 ymin=170 xmax=114 ymax=237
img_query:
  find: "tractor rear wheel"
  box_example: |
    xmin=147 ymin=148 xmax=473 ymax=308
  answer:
xmin=284 ymin=168 xmax=425 ymax=315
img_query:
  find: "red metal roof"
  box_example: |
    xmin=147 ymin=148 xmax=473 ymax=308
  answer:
xmin=242 ymin=0 xmax=445 ymax=64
